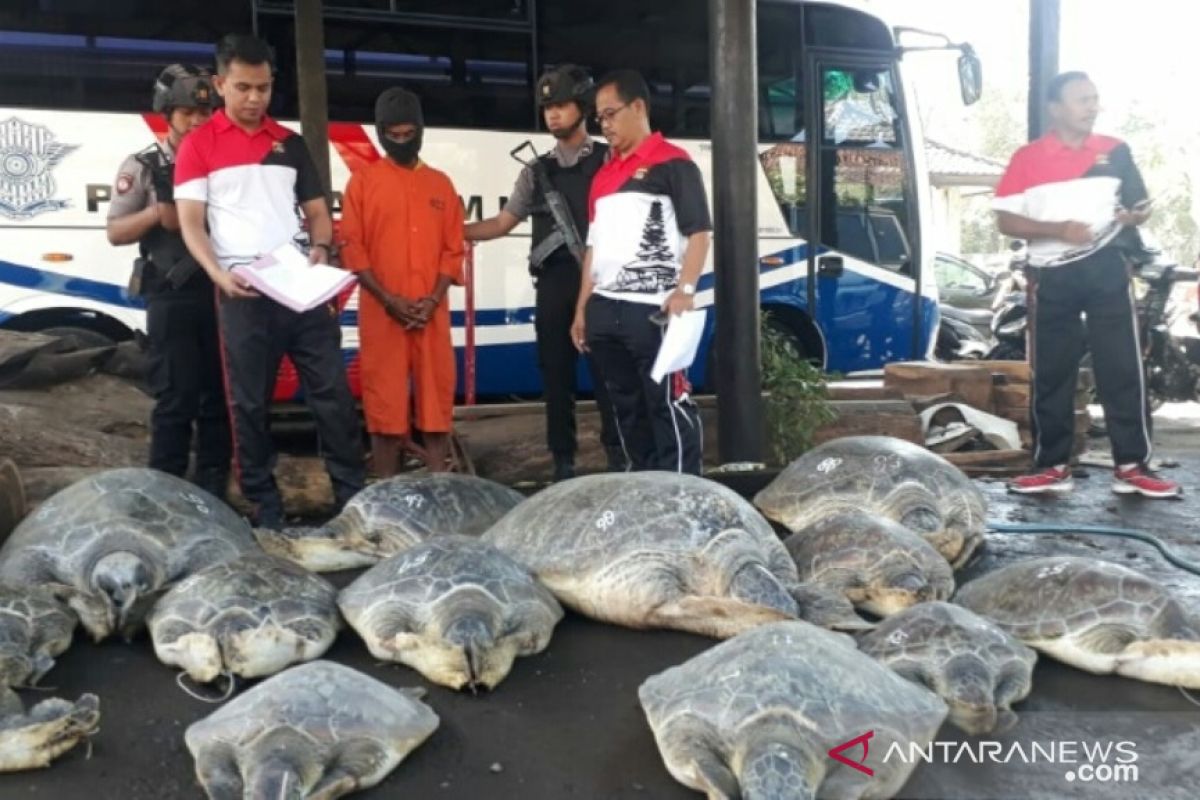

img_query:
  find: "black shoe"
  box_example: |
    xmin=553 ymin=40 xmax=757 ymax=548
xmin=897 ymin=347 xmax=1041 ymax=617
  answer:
xmin=605 ymin=447 xmax=629 ymax=473
xmin=255 ymin=506 xmax=286 ymax=531
xmin=0 ymin=458 xmax=26 ymax=543
xmin=552 ymin=454 xmax=576 ymax=482
xmin=194 ymin=474 xmax=230 ymax=504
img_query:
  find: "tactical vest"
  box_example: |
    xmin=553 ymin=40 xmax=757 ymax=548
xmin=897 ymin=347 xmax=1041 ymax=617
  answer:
xmin=139 ymin=224 xmax=209 ymax=296
xmin=529 ymin=142 xmax=608 ymax=269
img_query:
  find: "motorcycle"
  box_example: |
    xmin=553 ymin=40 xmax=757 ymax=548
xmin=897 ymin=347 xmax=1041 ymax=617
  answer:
xmin=985 ymin=240 xmax=1029 ymax=361
xmin=936 ymin=304 xmax=995 ymax=361
xmin=986 ymin=238 xmax=1200 ymax=406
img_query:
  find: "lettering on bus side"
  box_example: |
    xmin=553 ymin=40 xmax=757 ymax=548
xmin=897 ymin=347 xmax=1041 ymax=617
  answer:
xmin=457 ymin=196 xmax=507 ymax=222
xmin=86 ymin=183 xmax=110 ymax=212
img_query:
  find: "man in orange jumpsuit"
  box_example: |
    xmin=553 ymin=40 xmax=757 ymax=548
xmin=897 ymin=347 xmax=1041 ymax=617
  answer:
xmin=340 ymin=88 xmax=464 ymax=475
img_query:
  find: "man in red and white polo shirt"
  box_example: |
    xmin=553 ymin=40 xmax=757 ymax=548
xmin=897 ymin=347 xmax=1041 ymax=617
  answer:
xmin=570 ymin=69 xmax=712 ymax=475
xmin=994 ymin=71 xmax=1179 ymax=498
xmin=176 ymin=34 xmax=364 ymax=528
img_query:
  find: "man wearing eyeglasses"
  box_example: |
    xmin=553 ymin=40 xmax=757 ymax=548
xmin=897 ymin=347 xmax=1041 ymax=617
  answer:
xmin=571 ymin=69 xmax=712 ymax=475
xmin=466 ymin=65 xmax=625 ymax=481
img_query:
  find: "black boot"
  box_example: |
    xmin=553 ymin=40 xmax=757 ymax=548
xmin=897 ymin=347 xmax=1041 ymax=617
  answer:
xmin=605 ymin=446 xmax=629 ymax=473
xmin=552 ymin=453 xmax=576 ymax=482
xmin=0 ymin=458 xmax=26 ymax=544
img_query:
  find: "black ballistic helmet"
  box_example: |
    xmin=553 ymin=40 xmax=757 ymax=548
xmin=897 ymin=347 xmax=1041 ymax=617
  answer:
xmin=152 ymin=64 xmax=214 ymax=114
xmin=536 ymin=64 xmax=595 ymax=110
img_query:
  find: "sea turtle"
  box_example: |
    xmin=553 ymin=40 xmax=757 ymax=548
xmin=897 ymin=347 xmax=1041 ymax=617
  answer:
xmin=0 ymin=583 xmax=76 ymax=689
xmin=0 ymin=688 xmax=99 ymax=773
xmin=857 ymin=601 xmax=1038 ymax=735
xmin=0 ymin=469 xmax=256 ymax=641
xmin=484 ymin=472 xmax=870 ymax=639
xmin=639 ymin=620 xmax=947 ymax=799
xmin=754 ymin=436 xmax=987 ymax=568
xmin=256 ymin=473 xmax=526 ymax=572
xmin=339 ymin=535 xmax=562 ymax=691
xmin=148 ymin=553 xmax=341 ymax=684
xmin=955 ymin=556 xmax=1200 ymax=688
xmin=784 ymin=510 xmax=956 ymax=617
xmin=185 ymin=661 xmax=439 ymax=799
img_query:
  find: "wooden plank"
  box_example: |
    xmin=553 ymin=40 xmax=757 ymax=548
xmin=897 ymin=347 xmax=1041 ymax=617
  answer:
xmin=973 ymin=360 xmax=1031 ymax=384
xmin=883 ymin=361 xmax=994 ymax=411
xmin=994 ymin=384 xmax=1031 ymax=409
xmin=944 ymin=449 xmax=1032 ymax=468
xmin=811 ymin=399 xmax=923 ymax=445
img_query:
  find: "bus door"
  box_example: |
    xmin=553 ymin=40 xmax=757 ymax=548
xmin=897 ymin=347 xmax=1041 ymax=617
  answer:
xmin=805 ymin=54 xmax=923 ymax=370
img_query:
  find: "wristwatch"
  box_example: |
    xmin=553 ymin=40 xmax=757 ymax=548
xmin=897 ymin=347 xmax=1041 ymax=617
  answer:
xmin=679 ymin=283 xmax=696 ymax=296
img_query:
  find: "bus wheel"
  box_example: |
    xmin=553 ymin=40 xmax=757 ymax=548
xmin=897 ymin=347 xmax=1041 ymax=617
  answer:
xmin=764 ymin=314 xmax=807 ymax=362
xmin=39 ymin=326 xmax=116 ymax=350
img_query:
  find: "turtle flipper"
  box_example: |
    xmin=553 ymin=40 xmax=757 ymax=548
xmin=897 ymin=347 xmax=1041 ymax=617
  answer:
xmin=0 ymin=690 xmax=99 ymax=773
xmin=254 ymin=526 xmax=379 ymax=572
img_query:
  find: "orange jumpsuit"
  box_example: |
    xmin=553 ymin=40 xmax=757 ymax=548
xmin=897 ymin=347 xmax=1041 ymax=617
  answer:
xmin=340 ymin=159 xmax=465 ymax=435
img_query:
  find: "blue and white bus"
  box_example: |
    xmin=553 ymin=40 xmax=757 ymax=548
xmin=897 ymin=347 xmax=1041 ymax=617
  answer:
xmin=0 ymin=0 xmax=979 ymax=400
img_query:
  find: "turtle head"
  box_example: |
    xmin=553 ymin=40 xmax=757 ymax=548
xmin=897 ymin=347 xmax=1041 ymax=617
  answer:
xmin=243 ymin=729 xmax=323 ymax=799
xmin=726 ymin=562 xmax=799 ymax=620
xmin=400 ymin=588 xmax=514 ymax=692
xmin=933 ymin=653 xmax=1003 ymax=736
xmin=444 ymin=613 xmax=498 ymax=686
xmin=91 ymin=551 xmax=156 ymax=635
xmin=730 ymin=715 xmax=823 ymax=800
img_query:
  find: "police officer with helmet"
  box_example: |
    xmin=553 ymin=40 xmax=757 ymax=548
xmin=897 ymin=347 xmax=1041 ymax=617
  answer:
xmin=466 ymin=64 xmax=624 ymax=480
xmin=106 ymin=64 xmax=231 ymax=499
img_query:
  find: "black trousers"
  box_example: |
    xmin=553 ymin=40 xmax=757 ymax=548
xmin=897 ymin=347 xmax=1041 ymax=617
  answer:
xmin=144 ymin=289 xmax=231 ymax=496
xmin=217 ymin=296 xmax=365 ymax=522
xmin=535 ymin=260 xmax=621 ymax=457
xmin=1030 ymin=248 xmax=1151 ymax=468
xmin=585 ymin=294 xmax=702 ymax=474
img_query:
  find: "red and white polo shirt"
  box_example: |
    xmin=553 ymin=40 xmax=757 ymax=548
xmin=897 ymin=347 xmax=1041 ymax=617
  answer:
xmin=992 ymin=132 xmax=1149 ymax=267
xmin=174 ymin=109 xmax=324 ymax=269
xmin=587 ymin=132 xmax=712 ymax=305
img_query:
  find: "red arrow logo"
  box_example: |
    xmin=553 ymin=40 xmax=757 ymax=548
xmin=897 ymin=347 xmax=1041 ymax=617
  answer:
xmin=828 ymin=731 xmax=875 ymax=777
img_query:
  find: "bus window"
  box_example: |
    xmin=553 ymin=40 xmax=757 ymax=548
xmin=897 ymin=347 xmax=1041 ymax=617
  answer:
xmin=757 ymin=0 xmax=804 ymax=143
xmin=816 ymin=66 xmax=912 ymax=272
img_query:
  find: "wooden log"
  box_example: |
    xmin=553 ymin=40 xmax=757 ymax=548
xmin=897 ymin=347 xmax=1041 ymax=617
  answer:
xmin=811 ymin=400 xmax=924 ymax=446
xmin=972 ymin=360 xmax=1031 ymax=384
xmin=994 ymin=384 xmax=1031 ymax=409
xmin=883 ymin=361 xmax=994 ymax=411
xmin=943 ymin=449 xmax=1032 ymax=474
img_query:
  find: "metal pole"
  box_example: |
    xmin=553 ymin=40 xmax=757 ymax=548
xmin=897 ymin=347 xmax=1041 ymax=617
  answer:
xmin=710 ymin=0 xmax=765 ymax=464
xmin=464 ymin=244 xmax=477 ymax=407
xmin=1028 ymin=0 xmax=1060 ymax=141
xmin=295 ymin=0 xmax=332 ymax=202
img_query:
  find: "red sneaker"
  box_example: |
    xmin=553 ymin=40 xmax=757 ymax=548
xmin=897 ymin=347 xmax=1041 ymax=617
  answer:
xmin=1008 ymin=466 xmax=1073 ymax=495
xmin=1112 ymin=466 xmax=1182 ymax=498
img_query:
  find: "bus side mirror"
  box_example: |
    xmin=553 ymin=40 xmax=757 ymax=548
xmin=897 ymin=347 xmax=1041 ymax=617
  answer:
xmin=958 ymin=47 xmax=982 ymax=105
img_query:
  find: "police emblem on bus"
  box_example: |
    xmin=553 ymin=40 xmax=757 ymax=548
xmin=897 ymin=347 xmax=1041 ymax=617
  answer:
xmin=0 ymin=117 xmax=78 ymax=220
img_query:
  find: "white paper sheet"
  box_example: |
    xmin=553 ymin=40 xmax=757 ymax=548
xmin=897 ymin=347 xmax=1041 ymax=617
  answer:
xmin=650 ymin=309 xmax=707 ymax=384
xmin=232 ymin=244 xmax=357 ymax=313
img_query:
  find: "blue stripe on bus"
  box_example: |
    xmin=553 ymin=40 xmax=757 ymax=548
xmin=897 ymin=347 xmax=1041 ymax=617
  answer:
xmin=0 ymin=259 xmax=144 ymax=309
xmin=2 ymin=245 xmax=808 ymax=331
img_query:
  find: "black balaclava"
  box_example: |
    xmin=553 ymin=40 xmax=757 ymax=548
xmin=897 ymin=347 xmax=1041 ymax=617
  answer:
xmin=375 ymin=87 xmax=424 ymax=166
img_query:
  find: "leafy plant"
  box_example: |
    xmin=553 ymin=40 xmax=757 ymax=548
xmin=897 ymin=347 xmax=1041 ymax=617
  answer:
xmin=760 ymin=313 xmax=838 ymax=465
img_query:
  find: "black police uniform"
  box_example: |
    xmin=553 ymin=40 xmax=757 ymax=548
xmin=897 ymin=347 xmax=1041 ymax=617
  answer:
xmin=108 ymin=143 xmax=230 ymax=497
xmin=523 ymin=143 xmax=624 ymax=469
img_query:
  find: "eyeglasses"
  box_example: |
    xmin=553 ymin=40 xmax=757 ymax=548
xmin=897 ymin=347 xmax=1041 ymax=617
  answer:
xmin=594 ymin=104 xmax=629 ymax=126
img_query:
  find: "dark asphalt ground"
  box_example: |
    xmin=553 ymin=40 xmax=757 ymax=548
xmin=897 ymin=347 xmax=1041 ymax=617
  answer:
xmin=2 ymin=412 xmax=1199 ymax=799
